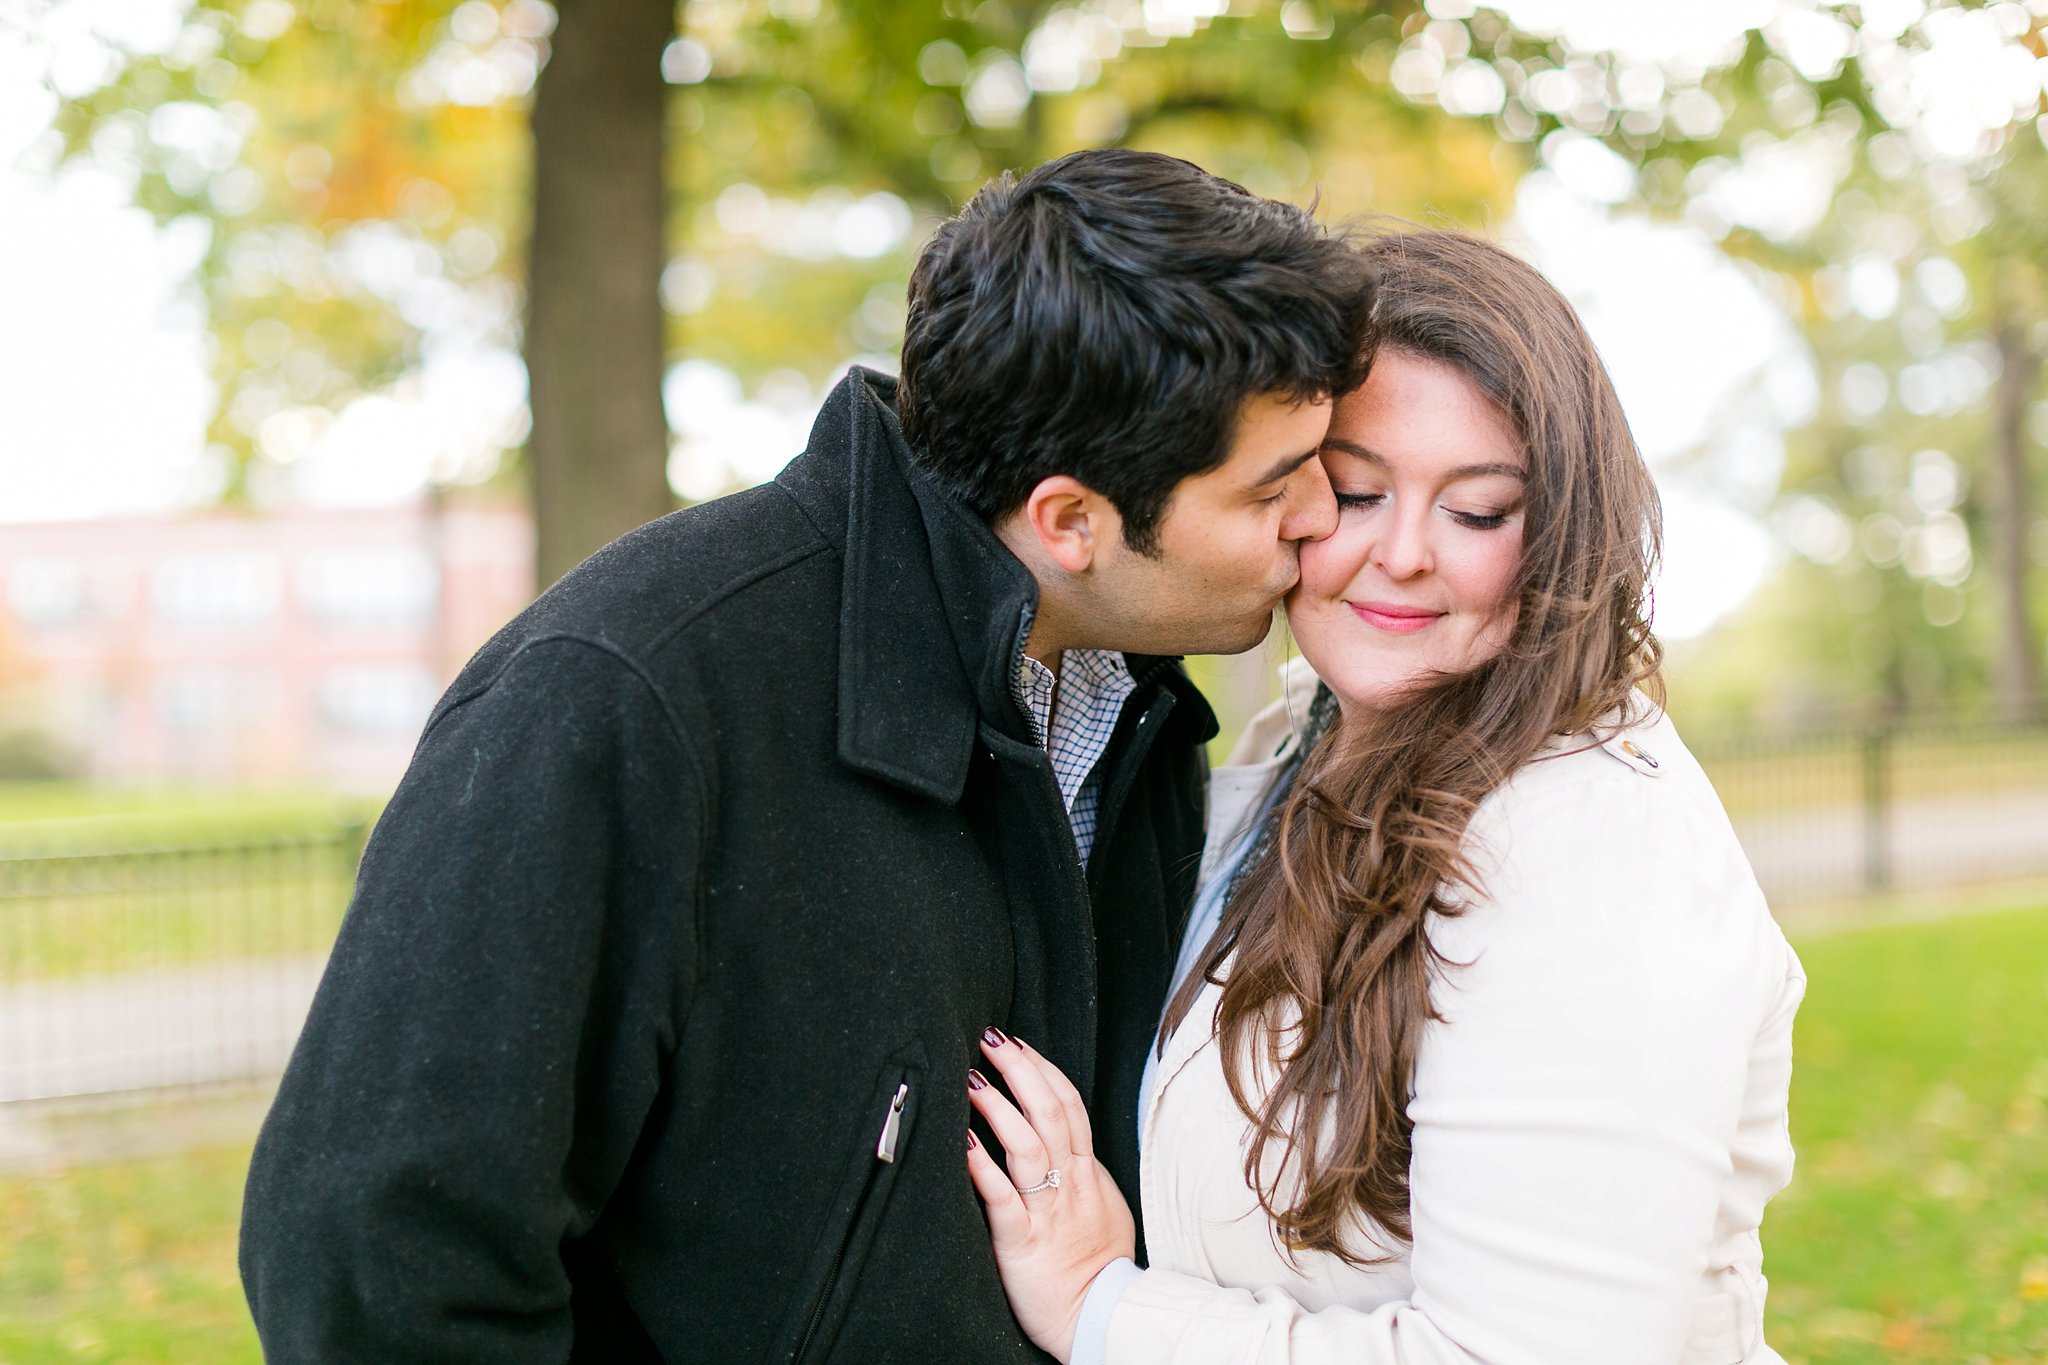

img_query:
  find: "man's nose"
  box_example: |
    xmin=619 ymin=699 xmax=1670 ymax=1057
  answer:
xmin=1280 ymin=459 xmax=1338 ymax=543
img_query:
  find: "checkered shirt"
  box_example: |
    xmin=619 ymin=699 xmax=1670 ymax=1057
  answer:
xmin=1011 ymin=645 xmax=1138 ymax=866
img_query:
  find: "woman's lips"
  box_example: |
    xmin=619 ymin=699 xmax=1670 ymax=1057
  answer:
xmin=1349 ymin=600 xmax=1443 ymax=634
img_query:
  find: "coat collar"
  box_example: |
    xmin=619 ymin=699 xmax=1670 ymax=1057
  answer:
xmin=776 ymin=367 xmax=1032 ymax=804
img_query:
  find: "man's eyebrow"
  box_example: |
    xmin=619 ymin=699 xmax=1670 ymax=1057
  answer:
xmin=1251 ymin=447 xmax=1320 ymax=487
xmin=1320 ymin=436 xmax=1526 ymax=482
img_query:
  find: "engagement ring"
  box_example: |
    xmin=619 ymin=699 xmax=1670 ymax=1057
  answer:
xmin=1017 ymin=1168 xmax=1062 ymax=1196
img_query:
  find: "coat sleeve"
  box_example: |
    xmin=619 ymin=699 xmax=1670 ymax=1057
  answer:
xmin=1104 ymin=766 xmax=1790 ymax=1365
xmin=240 ymin=635 xmax=704 ymax=1364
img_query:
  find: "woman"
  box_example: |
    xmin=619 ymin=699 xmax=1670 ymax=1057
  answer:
xmin=963 ymin=229 xmax=1804 ymax=1365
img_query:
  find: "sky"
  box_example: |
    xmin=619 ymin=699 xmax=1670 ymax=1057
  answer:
xmin=0 ymin=0 xmax=2002 ymax=642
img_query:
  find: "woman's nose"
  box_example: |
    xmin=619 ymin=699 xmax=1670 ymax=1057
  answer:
xmin=1371 ymin=508 xmax=1433 ymax=579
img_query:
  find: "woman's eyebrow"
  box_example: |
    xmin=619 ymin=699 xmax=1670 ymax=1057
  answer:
xmin=1321 ymin=436 xmax=1526 ymax=482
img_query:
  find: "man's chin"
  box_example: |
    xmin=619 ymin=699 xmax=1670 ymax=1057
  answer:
xmin=1104 ymin=603 xmax=1280 ymax=659
xmin=1190 ymin=610 xmax=1278 ymax=658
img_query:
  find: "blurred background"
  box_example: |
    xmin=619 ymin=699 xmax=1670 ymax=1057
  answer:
xmin=0 ymin=0 xmax=2045 ymax=1360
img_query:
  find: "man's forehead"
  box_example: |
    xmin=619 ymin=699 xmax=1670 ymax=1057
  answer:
xmin=1225 ymin=392 xmax=1334 ymax=480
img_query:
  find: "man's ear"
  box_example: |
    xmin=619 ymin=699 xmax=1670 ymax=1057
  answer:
xmin=1014 ymin=475 xmax=1119 ymax=575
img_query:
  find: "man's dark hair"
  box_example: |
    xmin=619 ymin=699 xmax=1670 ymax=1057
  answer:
xmin=896 ymin=148 xmax=1372 ymax=554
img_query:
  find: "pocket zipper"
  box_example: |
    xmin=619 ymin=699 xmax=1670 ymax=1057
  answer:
xmin=875 ymin=1083 xmax=909 ymax=1163
xmin=795 ymin=1079 xmax=913 ymax=1362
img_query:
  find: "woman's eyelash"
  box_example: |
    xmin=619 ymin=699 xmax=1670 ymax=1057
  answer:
xmin=1335 ymin=492 xmax=1511 ymax=530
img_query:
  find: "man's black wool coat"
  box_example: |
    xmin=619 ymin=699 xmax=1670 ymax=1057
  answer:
xmin=240 ymin=368 xmax=1216 ymax=1363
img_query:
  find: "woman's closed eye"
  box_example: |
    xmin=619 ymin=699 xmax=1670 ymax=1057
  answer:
xmin=1335 ymin=489 xmax=1516 ymax=531
xmin=1450 ymin=508 xmax=1513 ymax=530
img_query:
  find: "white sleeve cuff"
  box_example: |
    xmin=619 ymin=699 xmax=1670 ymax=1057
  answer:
xmin=1070 ymin=1257 xmax=1143 ymax=1365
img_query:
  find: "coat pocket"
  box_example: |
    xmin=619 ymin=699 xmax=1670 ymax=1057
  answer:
xmin=780 ymin=1047 xmax=926 ymax=1365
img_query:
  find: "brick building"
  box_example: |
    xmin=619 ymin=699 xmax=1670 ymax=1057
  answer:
xmin=0 ymin=499 xmax=534 ymax=788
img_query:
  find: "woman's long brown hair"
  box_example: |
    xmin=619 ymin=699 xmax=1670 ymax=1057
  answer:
xmin=1161 ymin=228 xmax=1666 ymax=1261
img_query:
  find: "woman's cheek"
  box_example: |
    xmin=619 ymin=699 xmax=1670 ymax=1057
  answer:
xmin=1296 ymin=521 xmax=1368 ymax=598
xmin=1465 ymin=528 xmax=1524 ymax=613
xmin=1458 ymin=531 xmax=1524 ymax=666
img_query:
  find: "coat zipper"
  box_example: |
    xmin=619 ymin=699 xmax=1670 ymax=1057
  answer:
xmin=793 ymin=1079 xmax=910 ymax=1361
xmin=1087 ymin=691 xmax=1175 ymax=889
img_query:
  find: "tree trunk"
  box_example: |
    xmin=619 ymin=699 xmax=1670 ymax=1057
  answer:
xmin=527 ymin=0 xmax=676 ymax=590
xmin=1991 ymin=313 xmax=2042 ymax=721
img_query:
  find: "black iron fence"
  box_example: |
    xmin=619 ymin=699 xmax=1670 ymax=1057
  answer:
xmin=1690 ymin=716 xmax=2048 ymax=906
xmin=0 ymin=828 xmax=362 ymax=1105
xmin=1 ymin=718 xmax=2044 ymax=1103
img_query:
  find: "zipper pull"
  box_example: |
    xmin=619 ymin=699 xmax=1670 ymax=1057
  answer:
xmin=876 ymin=1082 xmax=909 ymax=1162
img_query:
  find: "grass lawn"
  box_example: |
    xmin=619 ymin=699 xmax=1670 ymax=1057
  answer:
xmin=0 ymin=1143 xmax=260 ymax=1364
xmin=0 ymin=903 xmax=2043 ymax=1361
xmin=1763 ymin=903 xmax=2048 ymax=1363
xmin=0 ymin=784 xmax=382 ymax=850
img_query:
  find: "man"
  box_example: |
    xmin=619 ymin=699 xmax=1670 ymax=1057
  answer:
xmin=241 ymin=148 xmax=1370 ymax=1363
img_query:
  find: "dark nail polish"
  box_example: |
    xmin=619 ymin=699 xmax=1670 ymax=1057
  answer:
xmin=967 ymin=1069 xmax=988 ymax=1092
xmin=982 ymin=1026 xmax=1010 ymax=1048
xmin=967 ymin=1130 xmax=979 ymax=1150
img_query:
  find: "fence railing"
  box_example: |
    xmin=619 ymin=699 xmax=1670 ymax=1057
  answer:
xmin=2 ymin=718 xmax=2045 ymax=1104
xmin=0 ymin=828 xmax=362 ymax=1105
xmin=1690 ymin=716 xmax=2048 ymax=906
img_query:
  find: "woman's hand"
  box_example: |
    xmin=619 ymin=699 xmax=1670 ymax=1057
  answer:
xmin=965 ymin=1028 xmax=1136 ymax=1364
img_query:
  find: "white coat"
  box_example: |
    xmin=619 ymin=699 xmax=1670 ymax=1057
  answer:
xmin=1106 ymin=667 xmax=1805 ymax=1365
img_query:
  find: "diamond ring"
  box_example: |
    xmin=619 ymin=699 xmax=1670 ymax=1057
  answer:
xmin=1017 ymin=1168 xmax=1062 ymax=1196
